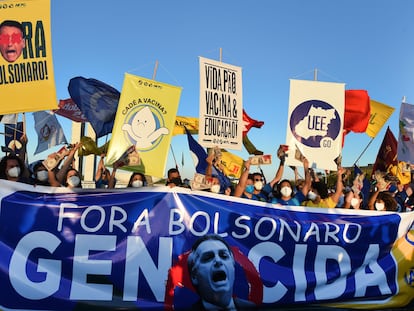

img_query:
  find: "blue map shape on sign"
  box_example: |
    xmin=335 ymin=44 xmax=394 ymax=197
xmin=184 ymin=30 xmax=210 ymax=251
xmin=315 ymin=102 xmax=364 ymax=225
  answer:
xmin=290 ymin=100 xmax=341 ymax=148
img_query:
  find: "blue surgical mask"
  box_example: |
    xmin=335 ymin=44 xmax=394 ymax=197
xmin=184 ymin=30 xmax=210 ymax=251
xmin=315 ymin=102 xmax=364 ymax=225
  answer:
xmin=245 ymin=184 xmax=255 ymax=194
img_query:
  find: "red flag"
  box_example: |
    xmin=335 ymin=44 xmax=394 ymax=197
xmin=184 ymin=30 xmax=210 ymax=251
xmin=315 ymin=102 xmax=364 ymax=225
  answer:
xmin=242 ymin=109 xmax=264 ymax=137
xmin=372 ymin=126 xmax=398 ymax=174
xmin=344 ymin=90 xmax=371 ymax=134
xmin=54 ymin=98 xmax=88 ymax=123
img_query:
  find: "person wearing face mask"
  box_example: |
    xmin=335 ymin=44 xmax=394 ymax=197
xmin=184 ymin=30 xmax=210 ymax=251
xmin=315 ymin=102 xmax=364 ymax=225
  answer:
xmin=166 ymin=167 xmax=190 ymax=188
xmin=52 ymin=142 xmax=82 ymax=186
xmin=30 ymin=161 xmax=59 ymax=186
xmin=64 ymin=168 xmax=82 ymax=189
xmin=343 ymin=190 xmax=364 ymax=209
xmin=270 ymin=157 xmax=311 ymax=206
xmin=0 ymin=154 xmax=30 ymax=183
xmin=368 ymin=187 xmax=398 ymax=212
xmin=241 ymin=174 xmax=268 ymax=202
xmin=240 ymin=145 xmax=286 ymax=202
xmin=302 ymin=166 xmax=345 ymax=208
xmin=127 ymin=172 xmax=147 ymax=188
xmin=204 ymin=151 xmax=232 ymax=195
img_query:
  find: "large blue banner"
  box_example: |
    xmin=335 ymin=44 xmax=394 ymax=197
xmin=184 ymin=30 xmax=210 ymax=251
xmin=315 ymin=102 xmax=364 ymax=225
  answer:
xmin=0 ymin=181 xmax=413 ymax=310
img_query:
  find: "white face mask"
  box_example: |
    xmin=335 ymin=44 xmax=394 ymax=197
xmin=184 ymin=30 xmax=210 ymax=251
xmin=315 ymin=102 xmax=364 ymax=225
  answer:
xmin=254 ymin=181 xmax=263 ymax=191
xmin=375 ymin=202 xmax=385 ymax=211
xmin=210 ymin=184 xmax=221 ymax=193
xmin=132 ymin=180 xmax=143 ymax=188
xmin=307 ymin=191 xmax=317 ymax=201
xmin=280 ymin=186 xmax=292 ymax=197
xmin=350 ymin=198 xmax=360 ymax=208
xmin=36 ymin=170 xmax=49 ymax=182
xmin=67 ymin=175 xmax=80 ymax=187
xmin=8 ymin=166 xmax=20 ymax=178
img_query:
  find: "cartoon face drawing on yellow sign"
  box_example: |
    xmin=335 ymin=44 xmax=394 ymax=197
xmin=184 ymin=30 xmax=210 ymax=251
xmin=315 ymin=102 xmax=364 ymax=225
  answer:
xmin=121 ymin=106 xmax=169 ymax=149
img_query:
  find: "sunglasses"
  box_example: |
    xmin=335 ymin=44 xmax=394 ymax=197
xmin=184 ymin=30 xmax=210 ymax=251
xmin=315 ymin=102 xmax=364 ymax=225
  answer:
xmin=254 ymin=178 xmax=264 ymax=182
xmin=0 ymin=33 xmax=23 ymax=45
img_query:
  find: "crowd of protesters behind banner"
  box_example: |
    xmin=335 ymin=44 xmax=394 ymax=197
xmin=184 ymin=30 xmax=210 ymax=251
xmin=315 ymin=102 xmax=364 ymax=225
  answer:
xmin=0 ymin=135 xmax=412 ymax=213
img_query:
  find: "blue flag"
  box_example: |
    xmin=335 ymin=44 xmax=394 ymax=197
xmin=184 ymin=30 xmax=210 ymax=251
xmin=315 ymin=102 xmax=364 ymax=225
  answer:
xmin=185 ymin=127 xmax=232 ymax=192
xmin=185 ymin=127 xmax=208 ymax=174
xmin=4 ymin=122 xmax=23 ymax=155
xmin=68 ymin=77 xmax=120 ymax=138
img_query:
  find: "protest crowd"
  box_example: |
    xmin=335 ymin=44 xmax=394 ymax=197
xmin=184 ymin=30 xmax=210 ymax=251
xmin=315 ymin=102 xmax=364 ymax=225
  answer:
xmin=1 ymin=133 xmax=412 ymax=214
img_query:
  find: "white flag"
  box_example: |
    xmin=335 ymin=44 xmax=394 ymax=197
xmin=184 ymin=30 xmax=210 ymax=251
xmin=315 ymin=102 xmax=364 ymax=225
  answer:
xmin=0 ymin=114 xmax=18 ymax=124
xmin=33 ymin=111 xmax=67 ymax=155
xmin=285 ymin=79 xmax=345 ymax=171
xmin=397 ymin=102 xmax=414 ymax=164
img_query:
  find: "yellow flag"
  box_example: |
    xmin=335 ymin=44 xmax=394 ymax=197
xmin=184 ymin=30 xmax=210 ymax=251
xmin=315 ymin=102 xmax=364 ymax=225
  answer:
xmin=366 ymin=100 xmax=395 ymax=138
xmin=106 ymin=73 xmax=182 ymax=178
xmin=173 ymin=116 xmax=199 ymax=135
xmin=388 ymin=161 xmax=411 ymax=185
xmin=219 ymin=149 xmax=244 ymax=178
xmin=0 ymin=0 xmax=57 ymax=114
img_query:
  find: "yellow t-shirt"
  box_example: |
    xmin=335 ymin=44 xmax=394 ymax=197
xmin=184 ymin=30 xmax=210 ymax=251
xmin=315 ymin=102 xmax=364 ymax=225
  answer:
xmin=302 ymin=196 xmax=337 ymax=208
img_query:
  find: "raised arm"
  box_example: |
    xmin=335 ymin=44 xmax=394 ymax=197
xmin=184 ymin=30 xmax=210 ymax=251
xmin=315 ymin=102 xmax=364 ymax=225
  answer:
xmin=56 ymin=143 xmax=81 ymax=184
xmin=108 ymin=162 xmax=119 ymax=189
xmin=205 ymin=150 xmax=215 ymax=180
xmin=95 ymin=154 xmax=106 ymax=181
xmin=233 ymin=158 xmax=251 ymax=197
xmin=301 ymin=157 xmax=311 ymax=196
xmin=330 ymin=166 xmax=345 ymax=205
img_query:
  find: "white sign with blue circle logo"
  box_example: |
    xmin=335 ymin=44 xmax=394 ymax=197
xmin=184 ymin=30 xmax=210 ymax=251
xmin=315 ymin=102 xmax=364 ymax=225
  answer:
xmin=285 ymin=79 xmax=344 ymax=171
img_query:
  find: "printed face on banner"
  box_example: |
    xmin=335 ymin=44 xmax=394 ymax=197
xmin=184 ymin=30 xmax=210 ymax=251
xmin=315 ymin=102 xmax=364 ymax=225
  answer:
xmin=0 ymin=22 xmax=26 ymax=63
xmin=0 ymin=183 xmax=413 ymax=310
xmin=0 ymin=0 xmax=57 ymax=114
xmin=0 ymin=19 xmax=47 ymax=76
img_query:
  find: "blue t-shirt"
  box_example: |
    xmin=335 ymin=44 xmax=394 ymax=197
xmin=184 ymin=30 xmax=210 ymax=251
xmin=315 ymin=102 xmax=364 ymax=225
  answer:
xmin=241 ymin=183 xmax=272 ymax=202
xmin=270 ymin=191 xmax=305 ymax=206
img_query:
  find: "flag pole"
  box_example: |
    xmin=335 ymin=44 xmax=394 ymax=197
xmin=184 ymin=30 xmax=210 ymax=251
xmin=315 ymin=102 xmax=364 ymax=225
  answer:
xmin=219 ymin=47 xmax=222 ymax=62
xmin=352 ymin=137 xmax=375 ymax=167
xmin=170 ymin=145 xmax=178 ymax=169
xmin=22 ymin=112 xmax=29 ymax=165
xmin=152 ymin=60 xmax=159 ymax=80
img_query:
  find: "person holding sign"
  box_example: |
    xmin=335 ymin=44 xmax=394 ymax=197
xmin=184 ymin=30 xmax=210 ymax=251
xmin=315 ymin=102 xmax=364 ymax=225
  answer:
xmin=302 ymin=166 xmax=346 ymax=208
xmin=0 ymin=20 xmax=25 ymax=63
xmin=270 ymin=155 xmax=311 ymax=206
xmin=240 ymin=145 xmax=286 ymax=202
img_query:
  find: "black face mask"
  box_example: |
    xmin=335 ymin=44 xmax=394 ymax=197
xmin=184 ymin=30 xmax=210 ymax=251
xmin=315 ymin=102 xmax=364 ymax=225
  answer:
xmin=171 ymin=177 xmax=182 ymax=186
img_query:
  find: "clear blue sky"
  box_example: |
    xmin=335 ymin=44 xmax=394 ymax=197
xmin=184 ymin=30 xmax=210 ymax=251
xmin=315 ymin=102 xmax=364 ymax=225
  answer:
xmin=19 ymin=0 xmax=414 ymax=180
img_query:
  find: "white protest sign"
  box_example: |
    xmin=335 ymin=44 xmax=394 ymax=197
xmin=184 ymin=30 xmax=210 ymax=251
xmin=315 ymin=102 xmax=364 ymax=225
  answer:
xmin=198 ymin=57 xmax=243 ymax=150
